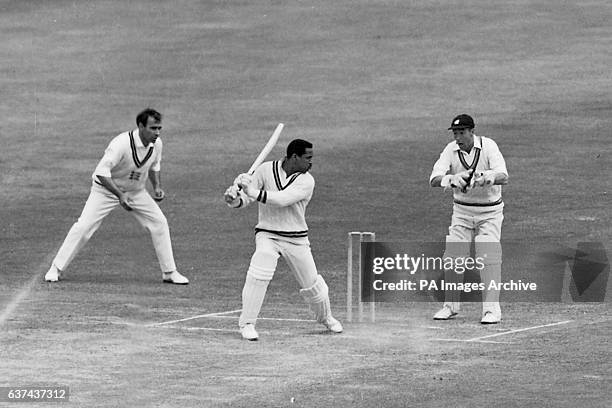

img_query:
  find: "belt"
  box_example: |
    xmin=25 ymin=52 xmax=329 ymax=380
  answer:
xmin=454 ymin=198 xmax=503 ymax=207
xmin=255 ymin=228 xmax=308 ymax=238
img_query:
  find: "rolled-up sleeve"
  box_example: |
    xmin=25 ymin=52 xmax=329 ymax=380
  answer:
xmin=92 ymin=140 xmax=121 ymax=179
xmin=485 ymin=139 xmax=508 ymax=176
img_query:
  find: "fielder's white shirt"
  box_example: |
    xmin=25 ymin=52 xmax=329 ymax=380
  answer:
xmin=239 ymin=160 xmax=314 ymax=237
xmin=92 ymin=128 xmax=162 ymax=192
xmin=430 ymin=135 xmax=508 ymax=205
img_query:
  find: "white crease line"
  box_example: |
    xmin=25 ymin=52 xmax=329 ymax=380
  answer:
xmin=434 ymin=338 xmax=514 ymax=344
xmin=180 ymin=327 xmax=239 ymax=333
xmin=110 ymin=320 xmax=238 ymax=333
xmin=110 ymin=320 xmax=145 ymax=327
xmin=184 ymin=327 xmax=358 ymax=339
xmin=433 ymin=320 xmax=574 ymax=344
xmin=113 ymin=320 xmax=363 ymax=339
xmin=147 ymin=309 xmax=242 ymax=327
xmin=465 ymin=320 xmax=573 ymax=342
xmin=259 ymin=316 xmax=316 ymax=323
xmin=212 ymin=315 xmax=316 ymax=323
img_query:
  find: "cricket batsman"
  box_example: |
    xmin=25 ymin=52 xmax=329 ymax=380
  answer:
xmin=429 ymin=114 xmax=509 ymax=324
xmin=223 ymin=139 xmax=343 ymax=340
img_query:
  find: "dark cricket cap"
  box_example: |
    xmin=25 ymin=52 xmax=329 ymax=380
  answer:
xmin=448 ymin=114 xmax=475 ymax=130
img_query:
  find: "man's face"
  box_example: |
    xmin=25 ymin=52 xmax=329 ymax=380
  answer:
xmin=139 ymin=116 xmax=162 ymax=145
xmin=294 ymin=148 xmax=313 ymax=172
xmin=452 ymin=128 xmax=474 ymax=152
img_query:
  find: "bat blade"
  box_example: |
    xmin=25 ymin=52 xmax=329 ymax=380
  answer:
xmin=247 ymin=123 xmax=284 ymax=175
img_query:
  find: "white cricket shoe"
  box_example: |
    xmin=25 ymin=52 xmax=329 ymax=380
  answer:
xmin=240 ymin=323 xmax=259 ymax=341
xmin=321 ymin=316 xmax=344 ymax=333
xmin=433 ymin=305 xmax=458 ymax=320
xmin=481 ymin=311 xmax=501 ymax=324
xmin=162 ymin=271 xmax=189 ymax=285
xmin=45 ymin=265 xmax=61 ymax=282
xmin=322 ymin=316 xmax=343 ymax=333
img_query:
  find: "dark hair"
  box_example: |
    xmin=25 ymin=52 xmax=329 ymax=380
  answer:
xmin=286 ymin=139 xmax=313 ymax=158
xmin=136 ymin=108 xmax=162 ymax=127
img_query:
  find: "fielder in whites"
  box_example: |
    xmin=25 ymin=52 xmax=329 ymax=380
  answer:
xmin=224 ymin=138 xmax=343 ymax=340
xmin=430 ymin=114 xmax=508 ymax=324
xmin=45 ymin=108 xmax=188 ymax=285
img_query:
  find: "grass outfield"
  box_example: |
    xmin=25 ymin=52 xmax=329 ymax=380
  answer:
xmin=1 ymin=1 xmax=610 ymax=407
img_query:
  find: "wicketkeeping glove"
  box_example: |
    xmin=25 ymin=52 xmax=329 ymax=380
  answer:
xmin=473 ymin=170 xmax=496 ymax=187
xmin=441 ymin=170 xmax=473 ymax=190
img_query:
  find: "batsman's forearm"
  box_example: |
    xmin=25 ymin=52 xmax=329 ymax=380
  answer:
xmin=96 ymin=175 xmax=125 ymax=199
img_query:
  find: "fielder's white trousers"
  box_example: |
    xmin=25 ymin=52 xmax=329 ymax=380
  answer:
xmin=448 ymin=202 xmax=504 ymax=242
xmin=52 ymin=183 xmax=176 ymax=273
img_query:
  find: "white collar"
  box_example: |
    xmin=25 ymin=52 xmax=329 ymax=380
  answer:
xmin=452 ymin=134 xmax=482 ymax=153
xmin=132 ymin=128 xmax=157 ymax=148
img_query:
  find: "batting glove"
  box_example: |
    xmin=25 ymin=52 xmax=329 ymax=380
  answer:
xmin=233 ymin=173 xmax=251 ymax=186
xmin=241 ymin=184 xmax=260 ymax=200
xmin=224 ymin=185 xmax=244 ymax=208
xmin=224 ymin=185 xmax=239 ymax=201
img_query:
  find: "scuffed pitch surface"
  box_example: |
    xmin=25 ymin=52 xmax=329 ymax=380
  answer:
xmin=1 ymin=0 xmax=611 ymax=407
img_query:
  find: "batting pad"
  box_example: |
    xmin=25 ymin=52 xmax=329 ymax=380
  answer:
xmin=443 ymin=269 xmax=463 ymax=312
xmin=299 ymin=275 xmax=332 ymax=323
xmin=247 ymin=249 xmax=279 ymax=281
xmin=475 ymin=235 xmax=502 ymax=265
xmin=443 ymin=235 xmax=470 ymax=264
xmin=239 ymin=275 xmax=270 ymax=327
xmin=443 ymin=235 xmax=467 ymax=310
xmin=475 ymin=236 xmax=502 ymax=305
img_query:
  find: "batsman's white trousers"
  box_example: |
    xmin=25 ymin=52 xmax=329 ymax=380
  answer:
xmin=248 ymin=232 xmax=317 ymax=288
xmin=52 ymin=183 xmax=176 ymax=272
xmin=239 ymin=231 xmax=333 ymax=327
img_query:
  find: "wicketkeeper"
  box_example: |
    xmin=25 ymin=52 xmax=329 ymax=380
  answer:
xmin=429 ymin=114 xmax=508 ymax=324
xmin=224 ymin=139 xmax=343 ymax=340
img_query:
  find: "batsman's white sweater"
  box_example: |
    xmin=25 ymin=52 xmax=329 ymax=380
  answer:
xmin=238 ymin=160 xmax=313 ymax=238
